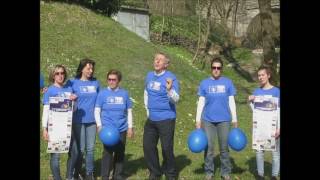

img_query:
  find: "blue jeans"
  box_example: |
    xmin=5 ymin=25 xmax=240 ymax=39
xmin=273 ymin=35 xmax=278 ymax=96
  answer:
xmin=203 ymin=121 xmax=231 ymax=177
xmin=66 ymin=122 xmax=96 ymax=178
xmin=256 ymin=138 xmax=280 ymax=177
xmin=50 ymin=153 xmax=62 ymax=180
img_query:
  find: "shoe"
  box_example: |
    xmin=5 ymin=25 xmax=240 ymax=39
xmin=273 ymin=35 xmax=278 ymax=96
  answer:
xmin=85 ymin=173 xmax=94 ymax=180
xmin=271 ymin=176 xmax=278 ymax=180
xmin=221 ymin=175 xmax=231 ymax=180
xmin=73 ymin=174 xmax=84 ymax=180
xmin=205 ymin=174 xmax=213 ymax=180
xmin=257 ymin=175 xmax=264 ymax=180
xmin=149 ymin=174 xmax=161 ymax=180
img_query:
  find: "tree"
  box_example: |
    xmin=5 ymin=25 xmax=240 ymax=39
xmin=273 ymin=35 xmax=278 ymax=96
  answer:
xmin=258 ymin=0 xmax=279 ymax=85
xmin=94 ymin=0 xmax=121 ymax=17
xmin=232 ymin=0 xmax=239 ymax=36
xmin=192 ymin=0 xmax=201 ymax=63
xmin=192 ymin=0 xmax=213 ymax=64
xmin=213 ymin=0 xmax=236 ymax=33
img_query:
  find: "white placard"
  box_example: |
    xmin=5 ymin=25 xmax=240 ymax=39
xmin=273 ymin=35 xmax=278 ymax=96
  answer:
xmin=47 ymin=97 xmax=73 ymax=153
xmin=252 ymin=96 xmax=279 ymax=151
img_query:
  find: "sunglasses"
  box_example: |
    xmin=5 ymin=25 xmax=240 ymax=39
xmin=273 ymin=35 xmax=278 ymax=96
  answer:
xmin=211 ymin=66 xmax=222 ymax=70
xmin=54 ymin=72 xmax=65 ymax=75
xmin=108 ymin=78 xmax=117 ymax=82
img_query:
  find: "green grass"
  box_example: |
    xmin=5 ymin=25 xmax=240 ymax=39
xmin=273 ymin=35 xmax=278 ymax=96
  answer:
xmin=150 ymin=15 xmax=199 ymax=41
xmin=41 ymin=2 xmax=278 ymax=180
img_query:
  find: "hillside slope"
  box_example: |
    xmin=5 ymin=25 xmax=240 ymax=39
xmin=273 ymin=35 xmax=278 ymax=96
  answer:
xmin=41 ymin=2 xmax=267 ymax=180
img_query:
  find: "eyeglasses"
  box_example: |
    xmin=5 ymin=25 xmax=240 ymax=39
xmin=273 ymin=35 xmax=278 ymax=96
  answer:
xmin=108 ymin=78 xmax=117 ymax=82
xmin=54 ymin=72 xmax=65 ymax=75
xmin=211 ymin=66 xmax=222 ymax=70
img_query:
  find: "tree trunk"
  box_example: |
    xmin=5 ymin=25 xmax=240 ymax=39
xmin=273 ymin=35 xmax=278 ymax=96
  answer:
xmin=203 ymin=0 xmax=213 ymax=50
xmin=232 ymin=0 xmax=239 ymax=36
xmin=160 ymin=0 xmax=165 ymax=42
xmin=258 ymin=0 xmax=279 ymax=85
xmin=169 ymin=0 xmax=174 ymax=43
xmin=192 ymin=0 xmax=201 ymax=63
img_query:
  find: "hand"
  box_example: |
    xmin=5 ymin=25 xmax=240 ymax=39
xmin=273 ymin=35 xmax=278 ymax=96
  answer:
xmin=41 ymin=87 xmax=48 ymax=94
xmin=127 ymin=128 xmax=134 ymax=138
xmin=166 ymin=78 xmax=173 ymax=91
xmin=43 ymin=129 xmax=49 ymax=141
xmin=97 ymin=126 xmax=102 ymax=133
xmin=248 ymin=95 xmax=255 ymax=102
xmin=195 ymin=121 xmax=201 ymax=129
xmin=70 ymin=94 xmax=77 ymax=101
xmin=232 ymin=122 xmax=238 ymax=128
xmin=275 ymin=129 xmax=280 ymax=139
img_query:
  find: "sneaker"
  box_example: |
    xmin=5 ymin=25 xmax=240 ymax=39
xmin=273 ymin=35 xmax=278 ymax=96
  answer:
xmin=257 ymin=175 xmax=264 ymax=180
xmin=205 ymin=174 xmax=213 ymax=180
xmin=85 ymin=173 xmax=95 ymax=180
xmin=74 ymin=174 xmax=84 ymax=180
xmin=221 ymin=175 xmax=231 ymax=180
xmin=271 ymin=176 xmax=278 ymax=180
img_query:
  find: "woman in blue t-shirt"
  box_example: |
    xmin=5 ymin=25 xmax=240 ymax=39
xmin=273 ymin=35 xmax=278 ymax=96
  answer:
xmin=41 ymin=65 xmax=77 ymax=180
xmin=94 ymin=69 xmax=133 ymax=180
xmin=248 ymin=66 xmax=280 ymax=180
xmin=66 ymin=59 xmax=100 ymax=180
xmin=195 ymin=57 xmax=238 ymax=180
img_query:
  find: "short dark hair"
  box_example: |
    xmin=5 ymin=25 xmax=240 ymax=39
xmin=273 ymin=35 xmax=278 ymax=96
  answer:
xmin=75 ymin=58 xmax=95 ymax=79
xmin=107 ymin=69 xmax=122 ymax=82
xmin=210 ymin=57 xmax=223 ymax=68
xmin=49 ymin=64 xmax=67 ymax=84
xmin=258 ymin=65 xmax=272 ymax=76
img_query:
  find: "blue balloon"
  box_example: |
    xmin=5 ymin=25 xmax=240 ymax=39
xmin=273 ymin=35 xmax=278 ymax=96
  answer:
xmin=228 ymin=128 xmax=247 ymax=151
xmin=187 ymin=129 xmax=208 ymax=153
xmin=99 ymin=126 xmax=120 ymax=146
xmin=40 ymin=73 xmax=45 ymax=89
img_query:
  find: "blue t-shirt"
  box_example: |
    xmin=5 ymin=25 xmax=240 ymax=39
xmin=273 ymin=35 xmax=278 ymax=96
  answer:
xmin=66 ymin=78 xmax=100 ymax=124
xmin=145 ymin=71 xmax=179 ymax=121
xmin=198 ymin=76 xmax=236 ymax=122
xmin=42 ymin=85 xmax=73 ymax=105
xmin=95 ymin=87 xmax=132 ymax=132
xmin=253 ymin=86 xmax=280 ymax=105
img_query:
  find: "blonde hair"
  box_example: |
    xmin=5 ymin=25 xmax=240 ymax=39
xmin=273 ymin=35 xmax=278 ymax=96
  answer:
xmin=48 ymin=64 xmax=67 ymax=84
xmin=155 ymin=52 xmax=170 ymax=64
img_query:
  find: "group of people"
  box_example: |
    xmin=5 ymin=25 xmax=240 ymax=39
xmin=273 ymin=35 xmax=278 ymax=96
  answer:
xmin=41 ymin=52 xmax=280 ymax=180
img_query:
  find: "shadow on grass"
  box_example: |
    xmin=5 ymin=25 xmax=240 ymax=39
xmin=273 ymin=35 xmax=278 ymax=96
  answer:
xmin=176 ymin=154 xmax=192 ymax=179
xmin=123 ymin=154 xmax=147 ymax=178
xmin=94 ymin=153 xmax=192 ymax=179
xmin=94 ymin=153 xmax=146 ymax=179
xmin=246 ymin=156 xmax=273 ymax=179
xmin=193 ymin=154 xmax=246 ymax=176
xmin=94 ymin=158 xmax=101 ymax=178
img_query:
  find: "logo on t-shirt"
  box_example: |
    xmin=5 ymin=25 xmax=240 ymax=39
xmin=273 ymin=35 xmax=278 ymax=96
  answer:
xmin=58 ymin=92 xmax=71 ymax=98
xmin=209 ymin=85 xmax=225 ymax=93
xmin=107 ymin=96 xmax=124 ymax=104
xmin=80 ymin=86 xmax=96 ymax=93
xmin=148 ymin=81 xmax=161 ymax=91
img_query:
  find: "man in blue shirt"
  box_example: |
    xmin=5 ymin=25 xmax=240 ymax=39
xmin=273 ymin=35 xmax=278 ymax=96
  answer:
xmin=143 ymin=52 xmax=179 ymax=180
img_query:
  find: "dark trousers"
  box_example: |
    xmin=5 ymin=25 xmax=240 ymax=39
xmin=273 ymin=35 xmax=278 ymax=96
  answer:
xmin=143 ymin=119 xmax=177 ymax=180
xmin=101 ymin=131 xmax=127 ymax=180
